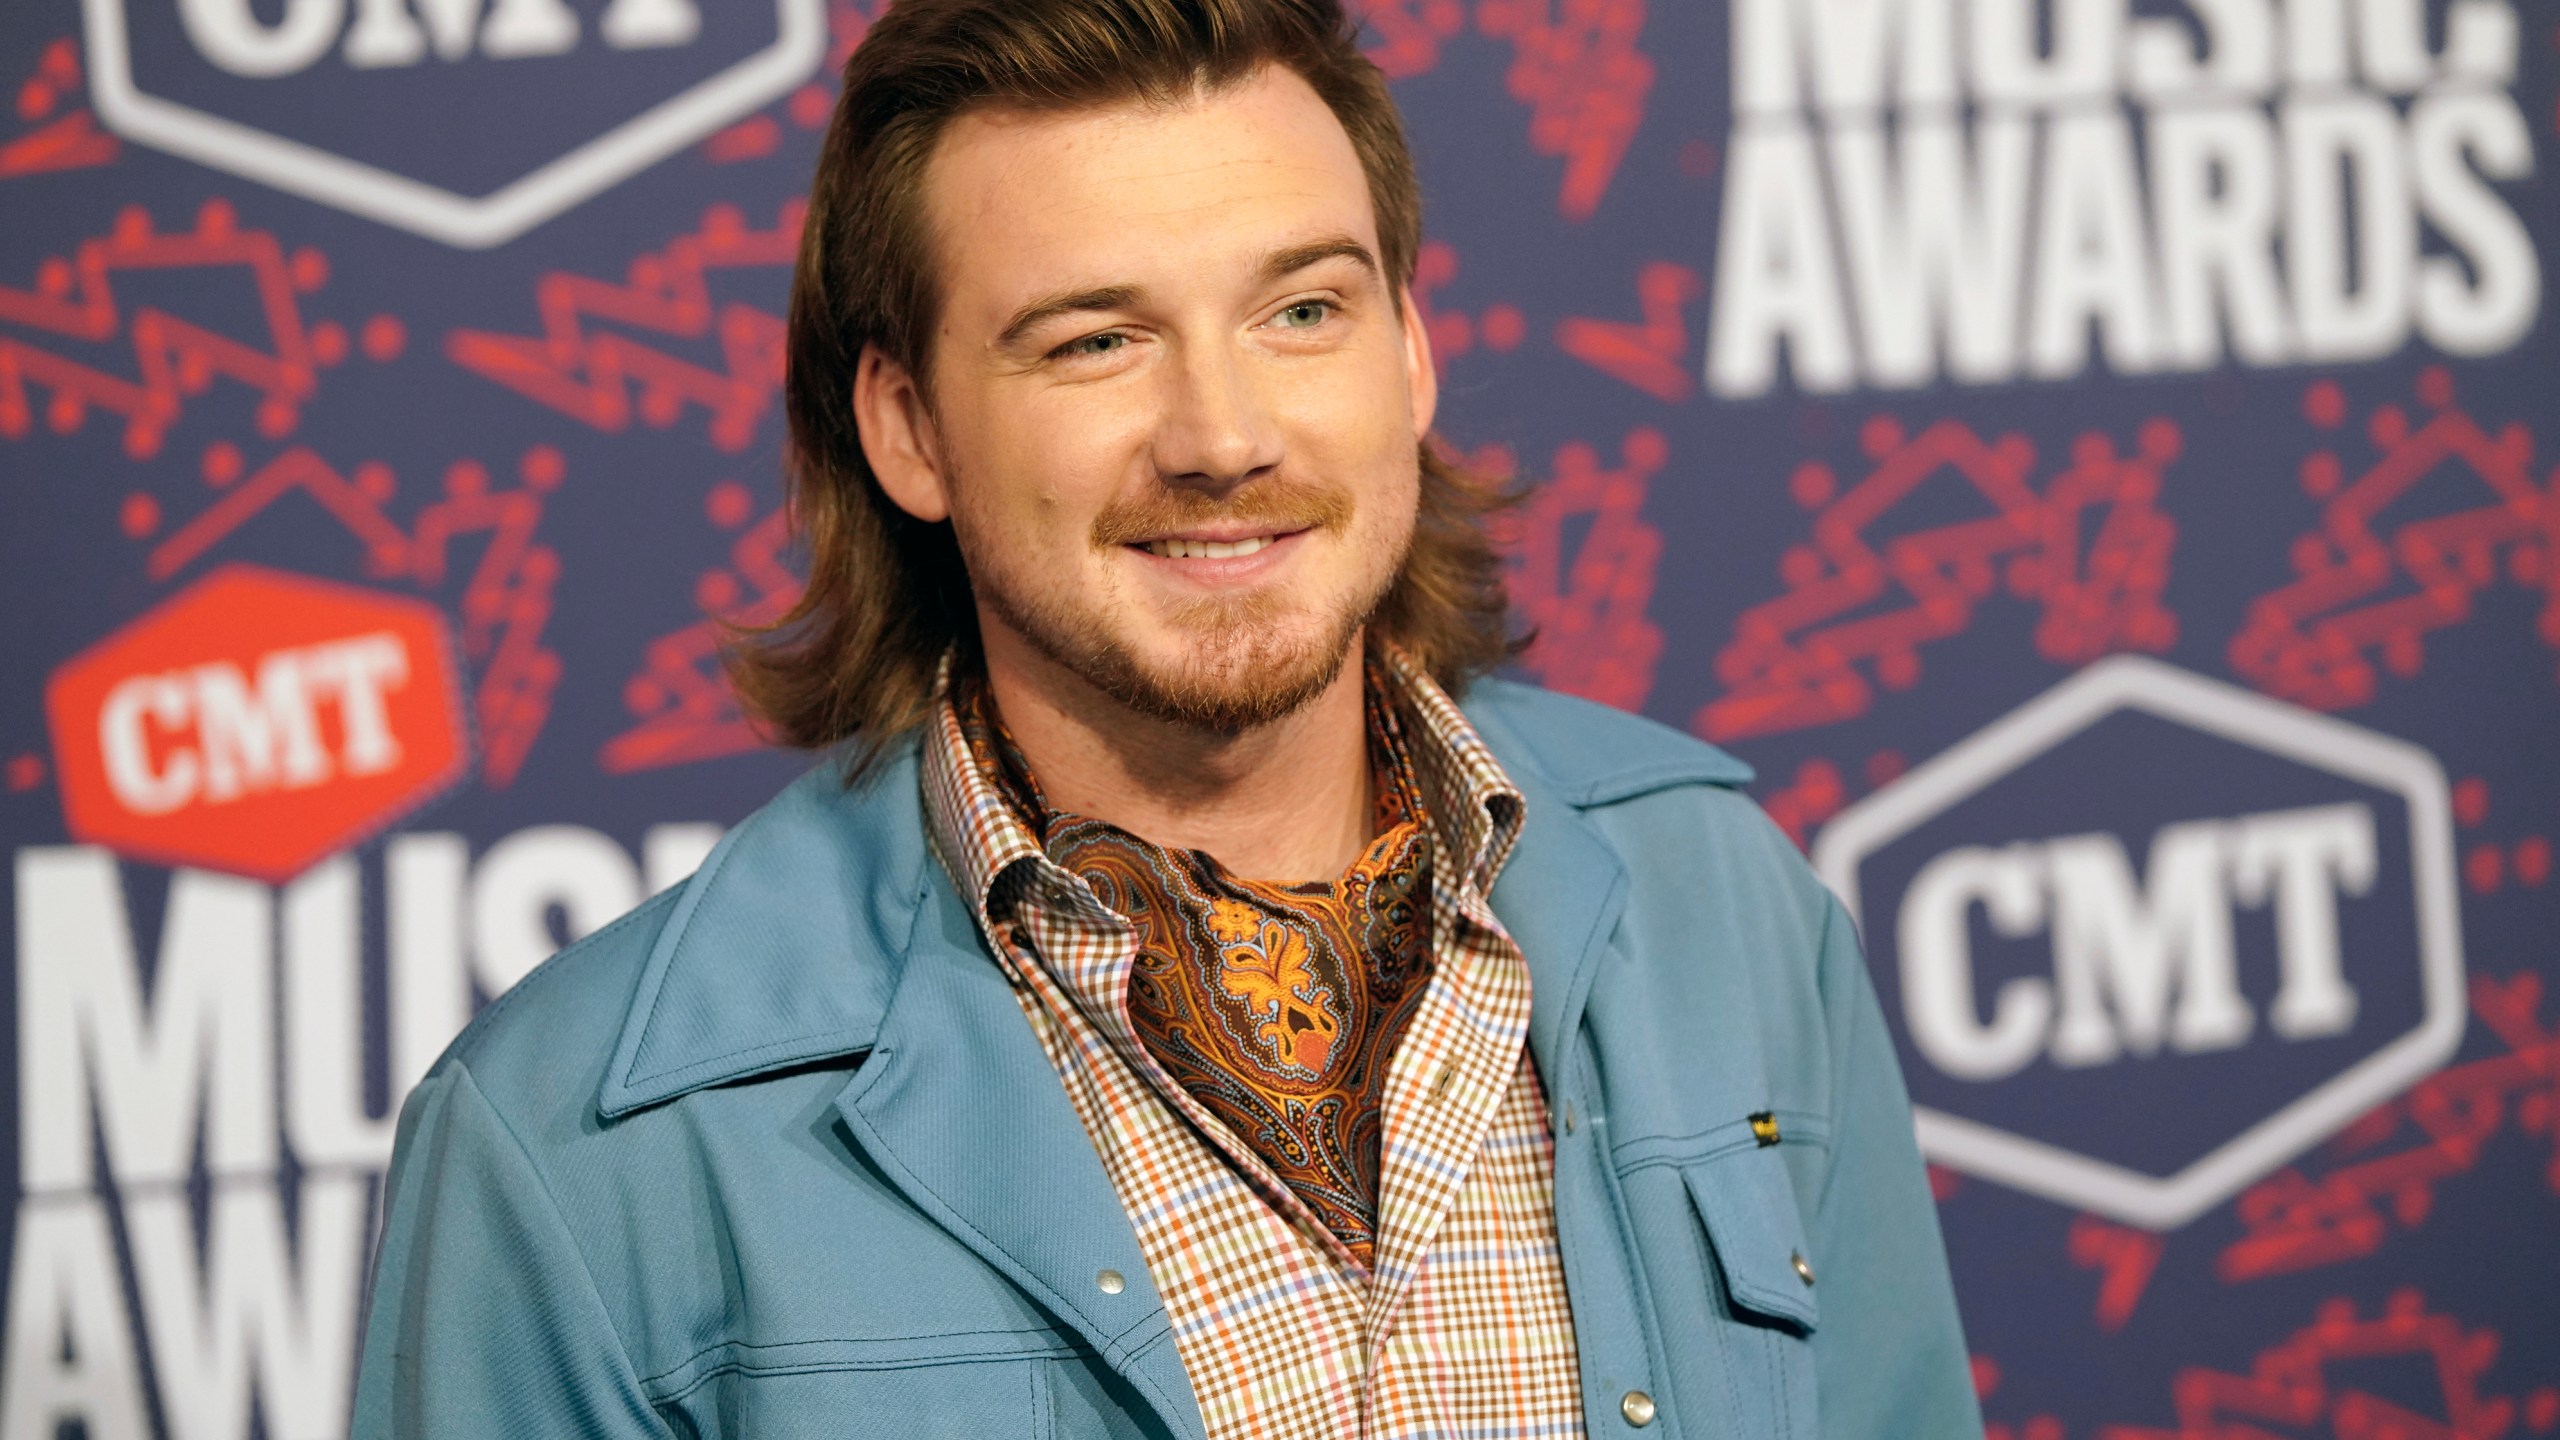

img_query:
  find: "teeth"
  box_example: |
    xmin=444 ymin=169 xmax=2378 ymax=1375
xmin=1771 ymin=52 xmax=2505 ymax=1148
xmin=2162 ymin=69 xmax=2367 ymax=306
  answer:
xmin=1145 ymin=535 xmax=1275 ymax=560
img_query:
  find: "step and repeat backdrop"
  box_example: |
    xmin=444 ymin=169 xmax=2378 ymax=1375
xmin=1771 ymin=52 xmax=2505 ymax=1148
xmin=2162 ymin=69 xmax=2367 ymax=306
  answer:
xmin=2 ymin=0 xmax=2555 ymax=1435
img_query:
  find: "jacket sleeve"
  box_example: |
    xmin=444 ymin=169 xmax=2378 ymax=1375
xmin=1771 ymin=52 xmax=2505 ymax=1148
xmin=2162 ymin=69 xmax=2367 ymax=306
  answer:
xmin=352 ymin=1060 xmax=673 ymax=1440
xmin=1806 ymin=895 xmax=1985 ymax=1440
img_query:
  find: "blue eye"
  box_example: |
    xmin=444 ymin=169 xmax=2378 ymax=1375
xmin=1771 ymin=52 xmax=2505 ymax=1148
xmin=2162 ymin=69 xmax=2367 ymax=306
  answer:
xmin=1060 ymin=332 xmax=1127 ymax=358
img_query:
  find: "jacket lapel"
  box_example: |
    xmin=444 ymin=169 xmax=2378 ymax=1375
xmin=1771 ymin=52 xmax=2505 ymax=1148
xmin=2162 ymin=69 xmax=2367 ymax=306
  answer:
xmin=1461 ymin=678 xmax=1755 ymax=1089
xmin=833 ymin=872 xmax=1208 ymax=1440
xmin=598 ymin=752 xmax=1204 ymax=1437
xmin=1486 ymin=750 xmax=1634 ymax=1090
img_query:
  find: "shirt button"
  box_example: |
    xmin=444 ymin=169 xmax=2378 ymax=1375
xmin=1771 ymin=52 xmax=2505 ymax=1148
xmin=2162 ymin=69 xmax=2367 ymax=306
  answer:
xmin=1792 ymin=1250 xmax=1816 ymax=1286
xmin=1427 ymin=1063 xmax=1455 ymax=1101
xmin=1096 ymin=1269 xmax=1125 ymax=1295
xmin=1620 ymin=1389 xmax=1657 ymax=1427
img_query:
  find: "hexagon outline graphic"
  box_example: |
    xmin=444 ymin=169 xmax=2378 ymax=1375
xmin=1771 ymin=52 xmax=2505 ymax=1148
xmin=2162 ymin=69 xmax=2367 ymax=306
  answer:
xmin=43 ymin=563 xmax=472 ymax=883
xmin=1810 ymin=655 xmax=2465 ymax=1230
xmin=80 ymin=0 xmax=827 ymax=249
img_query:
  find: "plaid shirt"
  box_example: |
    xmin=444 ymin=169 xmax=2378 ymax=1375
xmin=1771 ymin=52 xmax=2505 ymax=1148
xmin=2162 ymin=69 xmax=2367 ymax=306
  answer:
xmin=922 ymin=649 xmax=1587 ymax=1440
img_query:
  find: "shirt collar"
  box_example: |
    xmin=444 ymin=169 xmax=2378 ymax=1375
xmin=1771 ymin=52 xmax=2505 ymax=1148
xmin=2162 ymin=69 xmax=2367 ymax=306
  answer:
xmin=918 ymin=656 xmax=1052 ymax=955
xmin=918 ymin=644 xmax=1528 ymax=938
xmin=1378 ymin=643 xmax=1526 ymax=899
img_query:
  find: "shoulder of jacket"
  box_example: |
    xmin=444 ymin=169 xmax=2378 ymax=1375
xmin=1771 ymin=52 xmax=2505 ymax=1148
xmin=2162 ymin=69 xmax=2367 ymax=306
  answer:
xmin=439 ymin=745 xmax=921 ymax=1124
xmin=1462 ymin=676 xmax=1755 ymax=807
xmin=430 ymin=880 xmax=687 ymax=1117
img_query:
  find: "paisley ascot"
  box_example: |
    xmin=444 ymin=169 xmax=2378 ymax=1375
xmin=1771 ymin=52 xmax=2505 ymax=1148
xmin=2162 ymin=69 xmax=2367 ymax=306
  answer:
xmin=959 ymin=668 xmax=1435 ymax=1265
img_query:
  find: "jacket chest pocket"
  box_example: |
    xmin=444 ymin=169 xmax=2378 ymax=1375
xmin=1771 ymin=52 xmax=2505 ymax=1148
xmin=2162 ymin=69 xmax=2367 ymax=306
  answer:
xmin=1637 ymin=1144 xmax=1823 ymax=1440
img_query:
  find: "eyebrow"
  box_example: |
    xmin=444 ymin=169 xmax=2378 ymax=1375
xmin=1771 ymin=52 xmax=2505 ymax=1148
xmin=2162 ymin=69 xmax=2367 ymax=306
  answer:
xmin=992 ymin=236 xmax=1383 ymax=351
xmin=1258 ymin=235 xmax=1380 ymax=285
xmin=996 ymin=283 xmax=1142 ymax=351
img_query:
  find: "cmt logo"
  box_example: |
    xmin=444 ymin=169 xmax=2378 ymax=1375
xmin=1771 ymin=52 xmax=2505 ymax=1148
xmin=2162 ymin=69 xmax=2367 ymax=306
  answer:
xmin=46 ymin=565 xmax=467 ymax=882
xmin=95 ymin=632 xmax=415 ymax=816
xmin=80 ymin=0 xmax=827 ymax=246
xmin=1899 ymin=802 xmax=2373 ymax=1080
xmin=172 ymin=0 xmax=706 ymax=74
xmin=1815 ymin=657 xmax=2464 ymax=1229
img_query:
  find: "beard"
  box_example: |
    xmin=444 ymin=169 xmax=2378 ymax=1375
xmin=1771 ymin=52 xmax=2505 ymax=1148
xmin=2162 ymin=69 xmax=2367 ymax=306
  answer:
xmin=959 ymin=475 xmax=1407 ymax=736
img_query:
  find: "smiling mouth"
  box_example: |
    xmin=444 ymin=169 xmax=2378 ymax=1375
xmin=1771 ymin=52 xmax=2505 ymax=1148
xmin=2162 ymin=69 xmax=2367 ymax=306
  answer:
xmin=1141 ymin=534 xmax=1280 ymax=560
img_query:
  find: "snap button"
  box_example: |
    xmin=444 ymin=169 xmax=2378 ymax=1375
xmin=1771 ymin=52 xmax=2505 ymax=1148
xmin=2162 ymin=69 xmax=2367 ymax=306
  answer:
xmin=1620 ymin=1389 xmax=1656 ymax=1427
xmin=1749 ymin=1110 xmax=1780 ymax=1146
xmin=1096 ymin=1269 xmax=1125 ymax=1295
xmin=1792 ymin=1250 xmax=1815 ymax=1286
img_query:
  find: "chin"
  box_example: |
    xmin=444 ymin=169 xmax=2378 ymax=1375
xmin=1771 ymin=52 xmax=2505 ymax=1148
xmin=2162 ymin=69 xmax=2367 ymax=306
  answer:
xmin=982 ymin=548 xmax=1390 ymax=735
xmin=1106 ymin=609 xmax=1358 ymax=734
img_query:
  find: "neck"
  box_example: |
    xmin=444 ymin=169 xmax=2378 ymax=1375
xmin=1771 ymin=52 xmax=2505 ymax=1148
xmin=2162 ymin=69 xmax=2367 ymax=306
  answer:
xmin=976 ymin=626 xmax=1374 ymax=884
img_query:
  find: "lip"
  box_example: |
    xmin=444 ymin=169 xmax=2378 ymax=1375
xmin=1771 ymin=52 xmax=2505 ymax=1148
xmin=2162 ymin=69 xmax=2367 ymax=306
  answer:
xmin=1122 ymin=526 xmax=1310 ymax=586
xmin=1130 ymin=522 xmax=1313 ymax=547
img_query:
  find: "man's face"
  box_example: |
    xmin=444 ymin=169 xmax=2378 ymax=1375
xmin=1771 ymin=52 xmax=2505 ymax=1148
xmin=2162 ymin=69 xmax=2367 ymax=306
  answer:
xmin=871 ymin=65 xmax=1436 ymax=732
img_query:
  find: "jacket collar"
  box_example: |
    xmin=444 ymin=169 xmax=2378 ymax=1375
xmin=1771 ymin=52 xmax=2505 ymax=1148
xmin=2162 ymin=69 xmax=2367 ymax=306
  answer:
xmin=597 ymin=679 xmax=1752 ymax=1118
xmin=595 ymin=746 xmax=924 ymax=1118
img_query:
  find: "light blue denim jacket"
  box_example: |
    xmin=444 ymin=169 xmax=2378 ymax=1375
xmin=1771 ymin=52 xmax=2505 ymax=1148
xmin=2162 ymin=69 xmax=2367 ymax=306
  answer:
xmin=353 ymin=680 xmax=1983 ymax=1439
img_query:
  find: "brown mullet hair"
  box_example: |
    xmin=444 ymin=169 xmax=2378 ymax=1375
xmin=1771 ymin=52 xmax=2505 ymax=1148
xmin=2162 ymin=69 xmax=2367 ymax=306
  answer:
xmin=730 ymin=0 xmax=1520 ymax=778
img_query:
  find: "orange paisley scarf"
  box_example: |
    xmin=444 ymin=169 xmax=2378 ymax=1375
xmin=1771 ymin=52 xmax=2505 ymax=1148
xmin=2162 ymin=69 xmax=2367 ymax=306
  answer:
xmin=960 ymin=672 xmax=1434 ymax=1267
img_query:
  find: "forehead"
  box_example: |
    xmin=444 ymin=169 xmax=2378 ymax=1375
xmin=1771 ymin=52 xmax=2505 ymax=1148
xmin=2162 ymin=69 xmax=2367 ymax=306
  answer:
xmin=920 ymin=65 xmax=1380 ymax=316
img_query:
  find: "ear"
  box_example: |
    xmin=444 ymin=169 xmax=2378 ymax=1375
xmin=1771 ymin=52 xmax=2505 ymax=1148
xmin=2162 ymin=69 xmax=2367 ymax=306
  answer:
xmin=853 ymin=343 xmax=952 ymax=523
xmin=1397 ymin=286 xmax=1439 ymax=441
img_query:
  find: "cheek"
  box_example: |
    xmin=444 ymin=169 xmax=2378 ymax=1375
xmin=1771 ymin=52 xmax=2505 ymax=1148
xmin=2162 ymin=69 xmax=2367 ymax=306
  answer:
xmin=1285 ymin=366 xmax=1419 ymax=494
xmin=944 ymin=405 xmax=1117 ymax=546
xmin=1282 ymin=344 xmax=1420 ymax=468
xmin=1306 ymin=444 xmax=1420 ymax=578
xmin=1016 ymin=393 xmax=1157 ymax=512
xmin=1369 ymin=462 xmax=1424 ymax=564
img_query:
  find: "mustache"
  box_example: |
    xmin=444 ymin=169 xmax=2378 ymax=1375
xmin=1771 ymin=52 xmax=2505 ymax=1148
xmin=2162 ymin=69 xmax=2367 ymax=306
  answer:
xmin=1089 ymin=478 xmax=1353 ymax=548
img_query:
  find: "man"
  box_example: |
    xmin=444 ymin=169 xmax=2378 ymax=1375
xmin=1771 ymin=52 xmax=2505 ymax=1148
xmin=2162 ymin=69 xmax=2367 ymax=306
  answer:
xmin=353 ymin=0 xmax=1981 ymax=1435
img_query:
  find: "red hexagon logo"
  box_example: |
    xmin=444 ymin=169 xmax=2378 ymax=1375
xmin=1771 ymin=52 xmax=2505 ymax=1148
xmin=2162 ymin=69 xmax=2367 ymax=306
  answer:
xmin=45 ymin=564 xmax=468 ymax=881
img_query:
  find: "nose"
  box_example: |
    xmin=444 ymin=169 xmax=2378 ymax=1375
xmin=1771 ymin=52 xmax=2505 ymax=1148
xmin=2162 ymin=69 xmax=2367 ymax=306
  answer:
xmin=1149 ymin=341 xmax=1284 ymax=495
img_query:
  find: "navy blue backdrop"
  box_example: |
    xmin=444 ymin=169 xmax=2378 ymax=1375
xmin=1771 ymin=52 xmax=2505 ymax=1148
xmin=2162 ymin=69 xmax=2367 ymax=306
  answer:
xmin=3 ymin=0 xmax=2555 ymax=1435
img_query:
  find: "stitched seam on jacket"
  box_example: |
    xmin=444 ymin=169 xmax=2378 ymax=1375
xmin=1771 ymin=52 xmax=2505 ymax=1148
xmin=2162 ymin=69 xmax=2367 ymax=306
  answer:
xmin=1773 ymin=1327 xmax=1794 ymax=1436
xmin=1704 ymin=1184 xmax=1746 ymax=1440
xmin=1575 ymin=1041 xmax=1694 ymax=1439
xmin=1611 ymin=1116 xmax=1834 ymax=1174
xmin=650 ymin=1350 xmax=1062 ymax=1407
xmin=639 ymin=1328 xmax=1076 ymax=1389
xmin=1109 ymin=1307 xmax=1175 ymax=1351
xmin=1030 ymin=1356 xmax=1056 ymax=1440
xmin=836 ymin=1070 xmax=1183 ymax=1422
xmin=458 ymin=888 xmax=681 ymax=1050
xmin=1811 ymin=896 xmax=1859 ymax=1221
xmin=858 ymin=872 xmax=1177 ymax=1363
xmin=1565 ymin=763 xmax=1749 ymax=807
xmin=621 ymin=783 xmax=921 ymax=1096
xmin=1543 ymin=1044 xmax=1620 ymax=1440
xmin=627 ymin=802 xmax=756 ymax=1055
xmin=445 ymin=1060 xmax=667 ymax=1431
xmin=1467 ymin=689 xmax=1746 ymax=807
xmin=621 ymin=1027 xmax=875 ymax=1094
